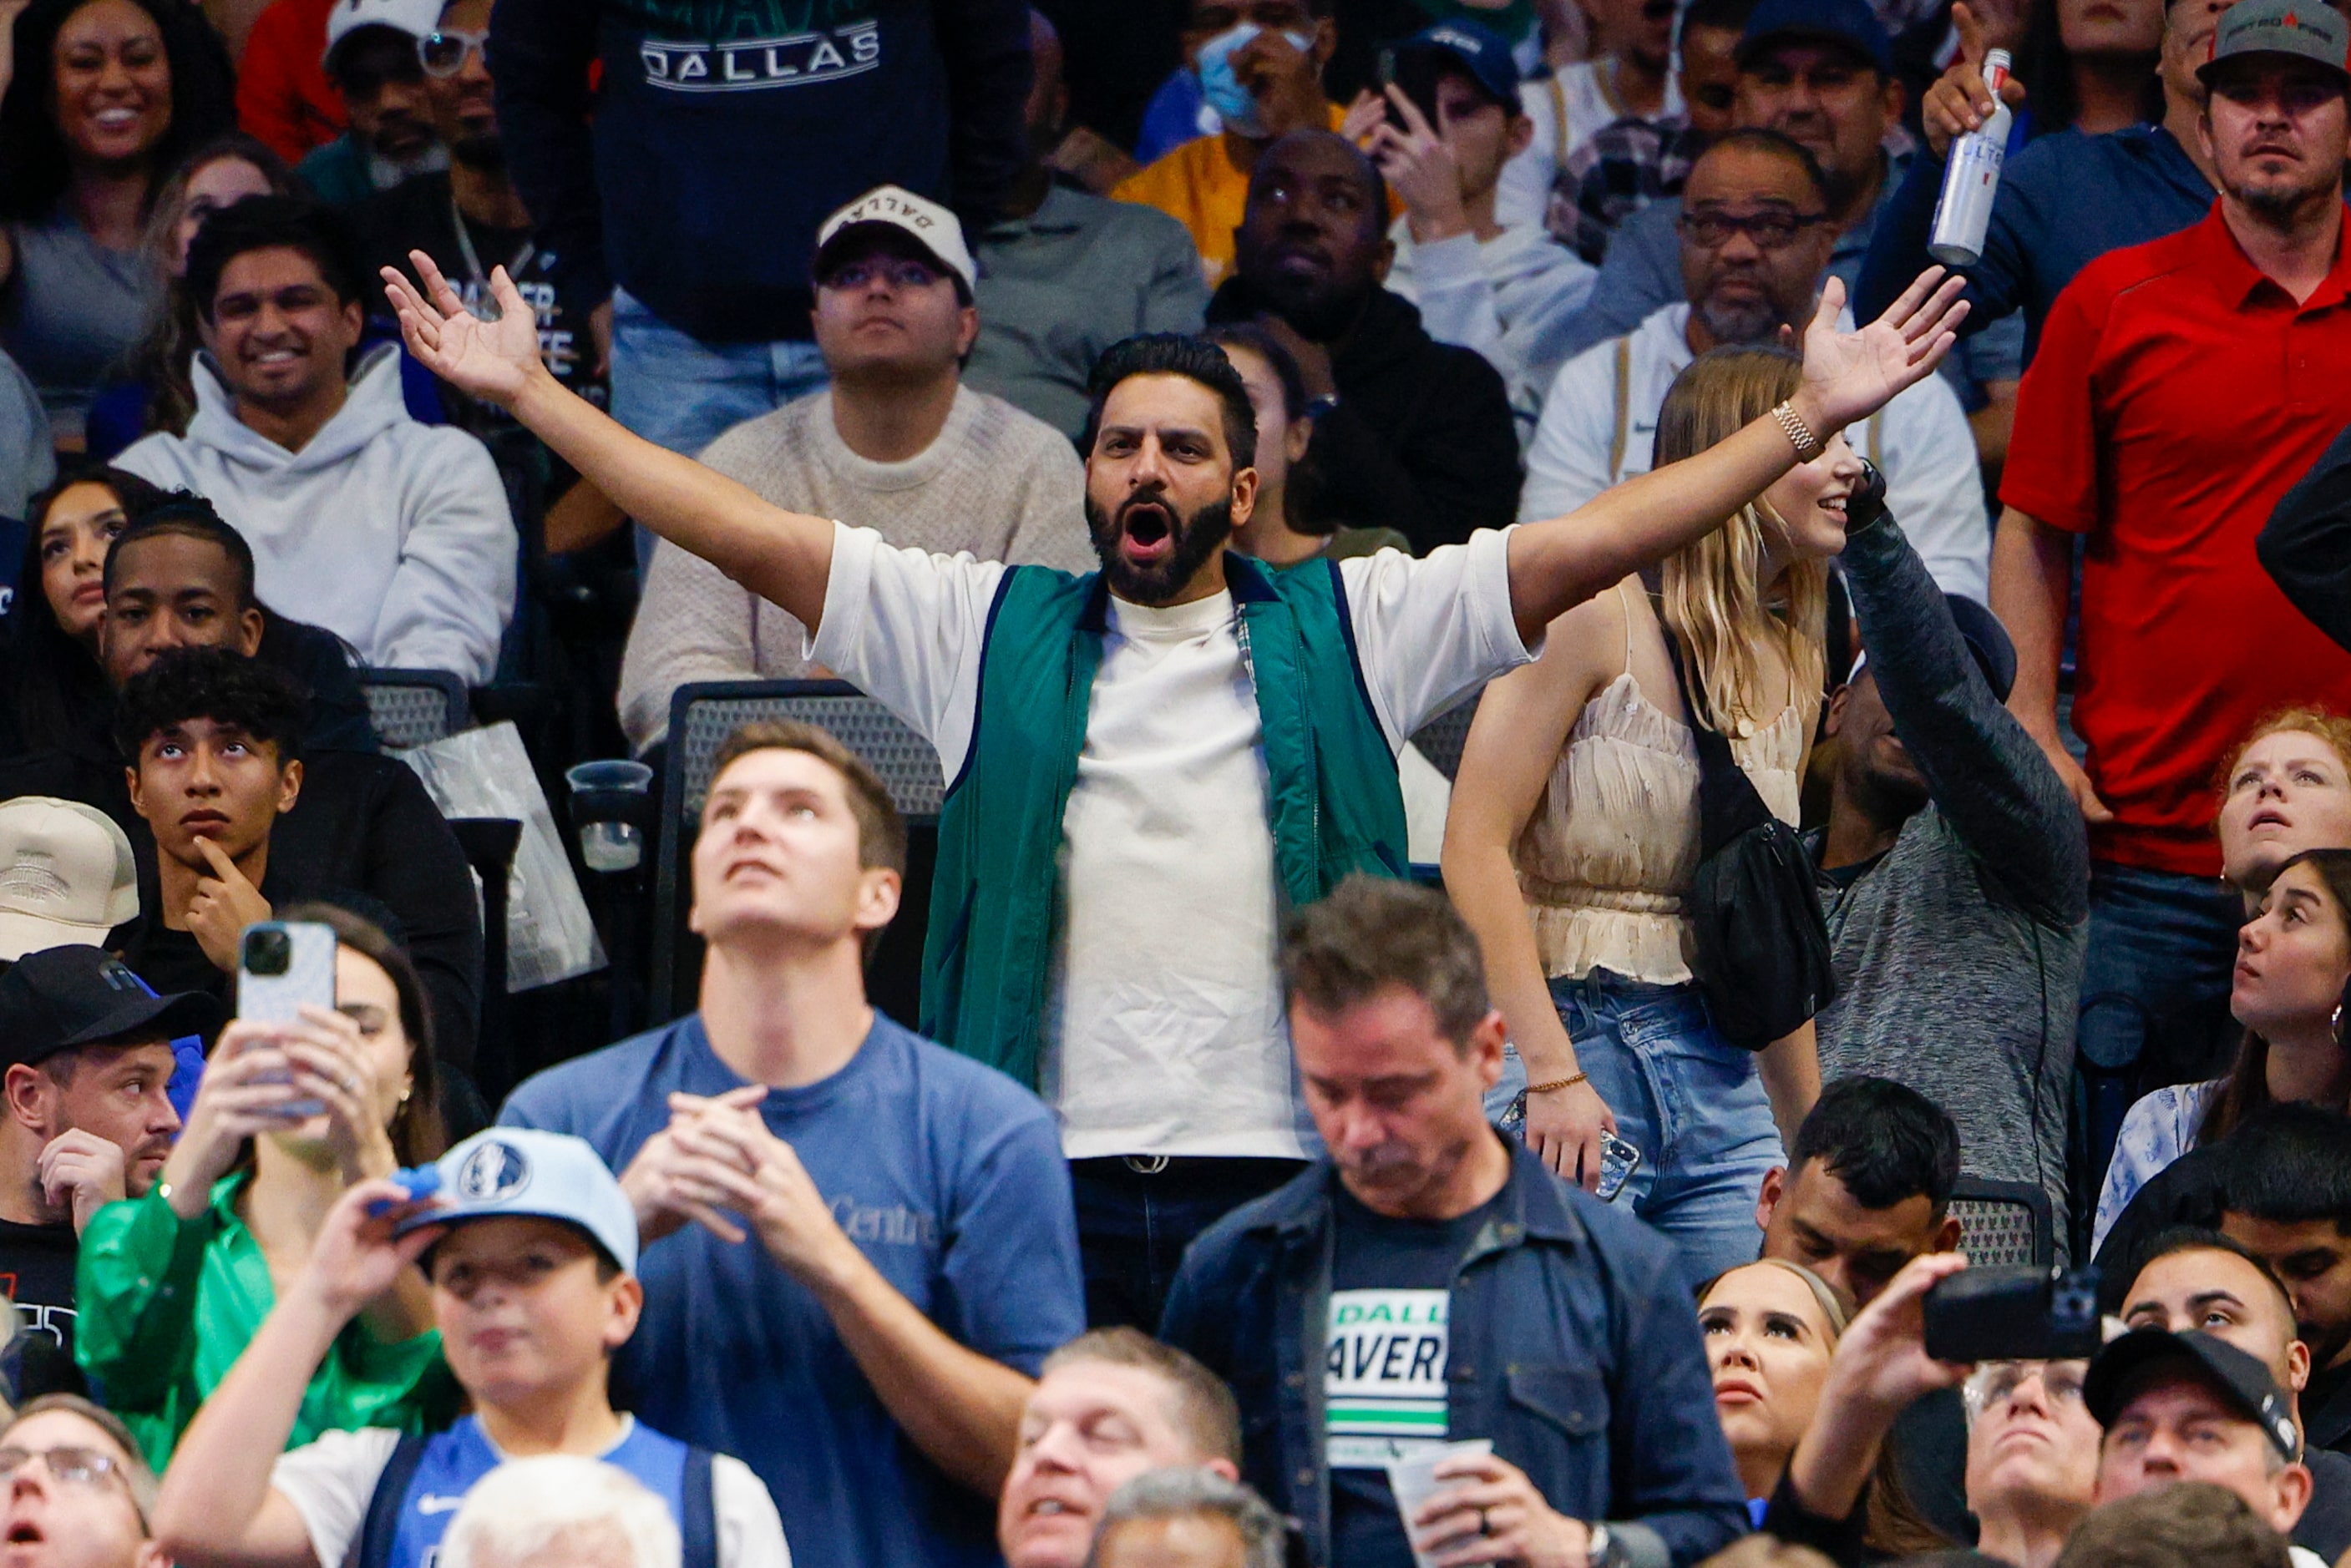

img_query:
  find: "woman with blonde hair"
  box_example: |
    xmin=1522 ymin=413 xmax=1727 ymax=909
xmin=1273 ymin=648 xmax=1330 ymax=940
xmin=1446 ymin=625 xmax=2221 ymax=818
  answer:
xmin=1444 ymin=342 xmax=1851 ymax=1284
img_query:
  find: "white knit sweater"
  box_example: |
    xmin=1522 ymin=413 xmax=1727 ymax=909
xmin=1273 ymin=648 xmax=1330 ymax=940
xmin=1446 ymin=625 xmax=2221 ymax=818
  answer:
xmin=618 ymin=384 xmax=1093 ymax=751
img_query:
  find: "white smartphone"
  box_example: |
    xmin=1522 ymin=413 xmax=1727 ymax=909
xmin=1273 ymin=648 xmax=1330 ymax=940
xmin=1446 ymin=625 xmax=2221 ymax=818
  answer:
xmin=237 ymin=922 xmax=337 ymax=1118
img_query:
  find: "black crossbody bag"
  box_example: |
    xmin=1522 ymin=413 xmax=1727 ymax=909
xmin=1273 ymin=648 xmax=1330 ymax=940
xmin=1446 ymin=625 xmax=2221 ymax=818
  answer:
xmin=1661 ymin=629 xmax=1837 ymax=1048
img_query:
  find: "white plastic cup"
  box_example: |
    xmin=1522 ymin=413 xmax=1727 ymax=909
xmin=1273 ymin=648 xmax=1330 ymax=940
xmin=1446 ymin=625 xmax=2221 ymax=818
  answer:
xmin=566 ymin=760 xmax=653 ymax=873
xmin=1386 ymin=1439 xmax=1494 ymax=1568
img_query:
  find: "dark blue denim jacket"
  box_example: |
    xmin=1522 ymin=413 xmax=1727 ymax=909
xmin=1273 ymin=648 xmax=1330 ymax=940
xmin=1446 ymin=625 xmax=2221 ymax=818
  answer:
xmin=1159 ymin=1141 xmax=1750 ymax=1568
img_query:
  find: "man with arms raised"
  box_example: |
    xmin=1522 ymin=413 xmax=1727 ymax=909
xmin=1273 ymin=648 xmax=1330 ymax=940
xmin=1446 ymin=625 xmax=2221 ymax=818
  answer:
xmin=386 ymin=237 xmax=1964 ymax=1333
xmin=999 ymin=1330 xmax=1242 ymax=1568
xmin=501 ymin=722 xmax=1082 ymax=1568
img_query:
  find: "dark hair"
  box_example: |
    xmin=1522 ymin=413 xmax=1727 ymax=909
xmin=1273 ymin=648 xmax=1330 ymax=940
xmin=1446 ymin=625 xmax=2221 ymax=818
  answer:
xmin=1200 ymin=321 xmax=1339 ymax=538
xmin=8 ymin=465 xmax=175 ymax=752
xmin=102 ymin=493 xmax=259 ymax=609
xmin=2122 ymin=1227 xmax=2298 ymax=1331
xmin=186 ymin=195 xmax=367 ymax=323
xmin=1279 ymin=874 xmax=1491 ymax=1051
xmin=1788 ymin=1075 xmax=1962 ymax=1216
xmin=2200 ymin=847 xmax=2351 ymax=1146
xmin=2220 ymin=1101 xmax=2351 ymax=1234
xmin=1042 ymin=1328 xmax=1244 ymax=1464
xmin=1080 ymin=333 xmax=1259 ymax=474
xmin=704 ymin=721 xmax=908 ymax=963
xmin=131 ymin=131 xmax=303 ymax=439
xmin=1683 ymin=0 xmax=1761 ymax=34
xmin=275 ymin=900 xmax=447 ymax=1166
xmin=323 ymin=21 xmax=424 ymax=92
xmin=1693 ymin=127 xmax=1832 ymax=208
xmin=112 ymin=645 xmax=307 ymax=764
xmin=2053 ymin=1484 xmax=2288 ymax=1568
xmin=0 ymin=0 xmax=236 ymax=223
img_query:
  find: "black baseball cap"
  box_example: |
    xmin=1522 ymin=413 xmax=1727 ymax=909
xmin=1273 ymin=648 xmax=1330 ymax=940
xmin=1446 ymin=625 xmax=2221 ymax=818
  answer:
xmin=2084 ymin=1329 xmax=2301 ymax=1460
xmin=1736 ymin=0 xmax=1895 ymax=75
xmin=0 ymin=945 xmax=220 ymax=1069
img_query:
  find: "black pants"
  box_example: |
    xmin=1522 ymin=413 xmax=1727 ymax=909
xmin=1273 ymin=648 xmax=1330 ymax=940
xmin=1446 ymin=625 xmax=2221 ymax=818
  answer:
xmin=1069 ymin=1156 xmax=1310 ymax=1331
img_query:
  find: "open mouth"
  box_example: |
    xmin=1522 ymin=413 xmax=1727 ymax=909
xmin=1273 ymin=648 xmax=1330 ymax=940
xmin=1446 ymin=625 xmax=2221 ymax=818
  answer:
xmin=1024 ymin=1497 xmax=1087 ymax=1520
xmin=2248 ymin=806 xmax=2291 ymax=831
xmin=1120 ymin=501 xmax=1176 ymax=565
xmin=6 ymin=1520 xmax=42 ymax=1544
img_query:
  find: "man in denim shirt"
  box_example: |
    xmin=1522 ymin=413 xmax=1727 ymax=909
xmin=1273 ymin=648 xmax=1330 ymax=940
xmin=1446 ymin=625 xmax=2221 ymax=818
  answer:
xmin=1159 ymin=876 xmax=1746 ymax=1568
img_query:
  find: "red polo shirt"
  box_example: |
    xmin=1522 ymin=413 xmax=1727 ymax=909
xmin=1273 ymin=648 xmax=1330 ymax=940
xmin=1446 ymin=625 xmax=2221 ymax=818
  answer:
xmin=2000 ymin=200 xmax=2351 ymax=877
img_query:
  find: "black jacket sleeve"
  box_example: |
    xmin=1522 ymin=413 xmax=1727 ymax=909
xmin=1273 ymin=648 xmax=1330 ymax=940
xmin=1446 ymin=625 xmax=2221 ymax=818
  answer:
xmin=489 ymin=0 xmax=609 ymax=308
xmin=935 ymin=0 xmax=1033 ymax=227
xmin=345 ymin=758 xmax=486 ymax=1074
xmin=1840 ymin=498 xmax=2090 ymax=928
xmin=2259 ymin=420 xmax=2351 ymax=654
xmin=1760 ymin=1464 xmax=1870 ymax=1568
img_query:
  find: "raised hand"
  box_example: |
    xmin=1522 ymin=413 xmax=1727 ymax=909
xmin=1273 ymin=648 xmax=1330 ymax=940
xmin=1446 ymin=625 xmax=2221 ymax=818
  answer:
xmin=1799 ymin=271 xmax=1970 ymax=434
xmin=1370 ymin=85 xmax=1471 ymax=244
xmin=294 ymin=1179 xmax=444 ymax=1323
xmin=185 ymin=837 xmax=271 ymax=975
xmin=619 ymin=1086 xmax=771 ymax=1244
xmin=380 ymin=251 xmax=545 ymax=409
xmin=276 ymin=1004 xmax=400 ymax=1184
xmin=1922 ymin=2 xmax=2029 ymax=158
xmin=39 ymin=1130 xmax=128 ymax=1234
xmin=158 ymin=1021 xmax=316 ymax=1219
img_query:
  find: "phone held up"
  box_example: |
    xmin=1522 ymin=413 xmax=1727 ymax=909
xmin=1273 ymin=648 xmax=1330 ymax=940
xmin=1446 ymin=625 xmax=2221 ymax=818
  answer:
xmin=1923 ymin=1265 xmax=2103 ymax=1363
xmin=236 ymin=920 xmax=339 ymax=1120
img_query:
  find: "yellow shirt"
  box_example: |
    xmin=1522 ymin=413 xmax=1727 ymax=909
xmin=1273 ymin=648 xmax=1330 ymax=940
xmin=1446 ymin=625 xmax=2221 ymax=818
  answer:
xmin=1112 ymin=104 xmax=1350 ymax=289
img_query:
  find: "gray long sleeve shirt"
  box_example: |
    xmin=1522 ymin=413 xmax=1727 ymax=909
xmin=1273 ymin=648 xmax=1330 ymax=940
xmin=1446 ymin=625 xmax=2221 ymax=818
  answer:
xmin=1811 ymin=508 xmax=2090 ymax=1237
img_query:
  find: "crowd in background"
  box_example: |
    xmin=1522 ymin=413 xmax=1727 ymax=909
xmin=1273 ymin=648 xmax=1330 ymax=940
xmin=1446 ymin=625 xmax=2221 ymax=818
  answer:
xmin=3 ymin=0 xmax=2351 ymax=1563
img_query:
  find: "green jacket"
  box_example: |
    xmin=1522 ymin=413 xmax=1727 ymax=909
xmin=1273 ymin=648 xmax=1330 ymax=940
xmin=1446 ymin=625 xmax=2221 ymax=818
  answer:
xmin=920 ymin=553 xmax=1409 ymax=1087
xmin=74 ymin=1175 xmax=456 ymax=1470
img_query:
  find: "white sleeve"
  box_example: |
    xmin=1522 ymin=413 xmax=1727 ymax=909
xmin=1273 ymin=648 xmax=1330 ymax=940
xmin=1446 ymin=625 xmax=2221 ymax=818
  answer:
xmin=804 ymin=521 xmax=1008 ymax=781
xmin=375 ymin=429 xmax=519 ymax=684
xmin=712 ymin=1454 xmax=793 ymax=1568
xmin=269 ymin=1426 xmax=402 ymax=1568
xmin=1518 ymin=345 xmax=1623 ymax=524
xmin=1873 ymin=373 xmax=1991 ymax=604
xmin=1494 ymin=80 xmax=1559 ymax=232
xmin=1339 ymin=526 xmax=1533 ymax=750
xmin=2090 ymin=1088 xmax=2188 ymax=1257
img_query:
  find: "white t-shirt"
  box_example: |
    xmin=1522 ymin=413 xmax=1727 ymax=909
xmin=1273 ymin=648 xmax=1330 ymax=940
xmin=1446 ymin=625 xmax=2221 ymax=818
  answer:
xmin=269 ymin=1420 xmax=790 ymax=1568
xmin=808 ymin=524 xmax=1531 ymax=1159
xmin=1518 ymin=302 xmax=1993 ymax=603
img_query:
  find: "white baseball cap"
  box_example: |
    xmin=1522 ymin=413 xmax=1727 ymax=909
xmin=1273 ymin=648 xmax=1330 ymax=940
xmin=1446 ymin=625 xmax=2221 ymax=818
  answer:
xmin=403 ymin=1128 xmax=640 ymax=1274
xmin=0 ymin=798 xmax=139 ymax=963
xmin=323 ymin=0 xmax=444 ymax=66
xmin=812 ymin=185 xmax=977 ymax=294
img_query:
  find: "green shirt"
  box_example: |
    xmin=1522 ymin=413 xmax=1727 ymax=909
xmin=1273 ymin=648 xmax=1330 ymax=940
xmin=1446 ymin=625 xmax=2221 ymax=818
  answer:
xmin=74 ymin=1174 xmax=456 ymax=1470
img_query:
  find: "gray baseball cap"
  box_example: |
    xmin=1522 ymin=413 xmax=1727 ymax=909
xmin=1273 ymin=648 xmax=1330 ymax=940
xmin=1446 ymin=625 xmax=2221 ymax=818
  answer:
xmin=2198 ymin=0 xmax=2351 ymax=83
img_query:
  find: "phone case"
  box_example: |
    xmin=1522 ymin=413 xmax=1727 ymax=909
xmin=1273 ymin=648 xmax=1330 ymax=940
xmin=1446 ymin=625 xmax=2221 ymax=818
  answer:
xmin=237 ymin=922 xmax=338 ymax=1024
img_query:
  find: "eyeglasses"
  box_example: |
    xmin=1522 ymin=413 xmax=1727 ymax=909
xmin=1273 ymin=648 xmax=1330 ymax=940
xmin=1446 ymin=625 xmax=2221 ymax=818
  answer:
xmin=418 ymin=28 xmax=488 ymax=77
xmin=1963 ymin=1360 xmax=2089 ymax=1419
xmin=1675 ymin=208 xmax=1829 ymax=250
xmin=0 ymin=1445 xmax=132 ymax=1491
xmin=820 ymin=257 xmax=947 ymax=292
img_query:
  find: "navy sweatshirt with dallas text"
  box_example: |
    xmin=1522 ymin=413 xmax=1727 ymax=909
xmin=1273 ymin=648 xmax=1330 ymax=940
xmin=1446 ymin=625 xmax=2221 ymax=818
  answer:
xmin=489 ymin=0 xmax=1031 ymax=345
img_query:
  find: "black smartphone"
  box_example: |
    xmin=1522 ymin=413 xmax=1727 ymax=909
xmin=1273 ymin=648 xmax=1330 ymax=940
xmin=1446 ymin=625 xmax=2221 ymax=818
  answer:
xmin=1923 ymin=1265 xmax=2102 ymax=1363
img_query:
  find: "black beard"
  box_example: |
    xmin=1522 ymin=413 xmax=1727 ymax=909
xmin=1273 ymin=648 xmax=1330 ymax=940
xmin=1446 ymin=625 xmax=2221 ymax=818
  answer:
xmin=451 ymin=133 xmax=506 ymax=172
xmin=1086 ymin=490 xmax=1234 ymax=604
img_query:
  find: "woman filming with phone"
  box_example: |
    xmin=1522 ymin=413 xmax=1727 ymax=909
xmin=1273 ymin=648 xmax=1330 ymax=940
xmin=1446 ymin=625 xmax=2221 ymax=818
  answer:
xmin=73 ymin=902 xmax=453 ymax=1468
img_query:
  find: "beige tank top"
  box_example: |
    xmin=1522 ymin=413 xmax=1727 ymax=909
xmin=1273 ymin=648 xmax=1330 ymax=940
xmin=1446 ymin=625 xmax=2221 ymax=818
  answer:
xmin=1515 ymin=584 xmax=1808 ymax=984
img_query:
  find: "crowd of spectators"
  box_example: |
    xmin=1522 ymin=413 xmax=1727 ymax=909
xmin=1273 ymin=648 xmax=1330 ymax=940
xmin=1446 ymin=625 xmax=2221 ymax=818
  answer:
xmin=3 ymin=0 xmax=2351 ymax=1563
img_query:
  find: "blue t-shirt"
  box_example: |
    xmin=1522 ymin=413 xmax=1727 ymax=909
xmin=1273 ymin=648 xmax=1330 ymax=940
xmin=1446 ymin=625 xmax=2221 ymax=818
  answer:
xmin=499 ymin=1011 xmax=1083 ymax=1568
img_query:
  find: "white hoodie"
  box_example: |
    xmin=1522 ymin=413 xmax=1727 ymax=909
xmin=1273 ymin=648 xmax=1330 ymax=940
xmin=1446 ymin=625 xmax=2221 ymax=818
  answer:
xmin=116 ymin=345 xmax=516 ymax=684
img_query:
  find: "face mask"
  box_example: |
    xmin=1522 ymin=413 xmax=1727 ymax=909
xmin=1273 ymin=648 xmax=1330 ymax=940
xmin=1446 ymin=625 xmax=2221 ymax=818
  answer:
xmin=1196 ymin=22 xmax=1313 ymax=139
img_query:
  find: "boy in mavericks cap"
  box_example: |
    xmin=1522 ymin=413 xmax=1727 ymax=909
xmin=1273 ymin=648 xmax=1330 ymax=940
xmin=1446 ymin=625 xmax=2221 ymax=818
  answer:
xmin=0 ymin=943 xmax=215 ymax=1398
xmin=147 ymin=1128 xmax=791 ymax=1568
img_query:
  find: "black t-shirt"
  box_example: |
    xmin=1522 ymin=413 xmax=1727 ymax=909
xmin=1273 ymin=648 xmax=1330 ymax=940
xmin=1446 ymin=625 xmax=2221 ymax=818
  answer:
xmin=356 ymin=170 xmax=604 ymax=407
xmin=1327 ymin=1177 xmax=1510 ymax=1568
xmin=0 ymin=1218 xmax=86 ymax=1399
xmin=128 ymin=923 xmax=221 ymax=1008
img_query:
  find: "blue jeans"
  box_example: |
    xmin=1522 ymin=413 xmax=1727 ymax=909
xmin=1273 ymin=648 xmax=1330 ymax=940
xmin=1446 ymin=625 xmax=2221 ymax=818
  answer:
xmin=1487 ymin=973 xmax=1783 ymax=1289
xmin=607 ymin=287 xmax=831 ymax=574
xmin=2073 ymin=859 xmax=2243 ymax=1239
xmin=1068 ymin=1156 xmax=1310 ymax=1332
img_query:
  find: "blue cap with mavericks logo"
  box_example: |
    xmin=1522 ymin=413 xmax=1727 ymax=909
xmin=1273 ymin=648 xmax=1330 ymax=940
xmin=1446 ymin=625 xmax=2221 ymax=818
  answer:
xmin=1390 ymin=20 xmax=1523 ymax=109
xmin=2197 ymin=0 xmax=2351 ymax=83
xmin=1735 ymin=0 xmax=1895 ymax=76
xmin=398 ymin=1128 xmax=639 ymax=1275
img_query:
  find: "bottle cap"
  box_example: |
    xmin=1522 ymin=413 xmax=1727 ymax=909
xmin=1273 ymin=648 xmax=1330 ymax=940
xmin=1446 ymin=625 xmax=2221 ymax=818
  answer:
xmin=1984 ymin=47 xmax=2012 ymax=89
